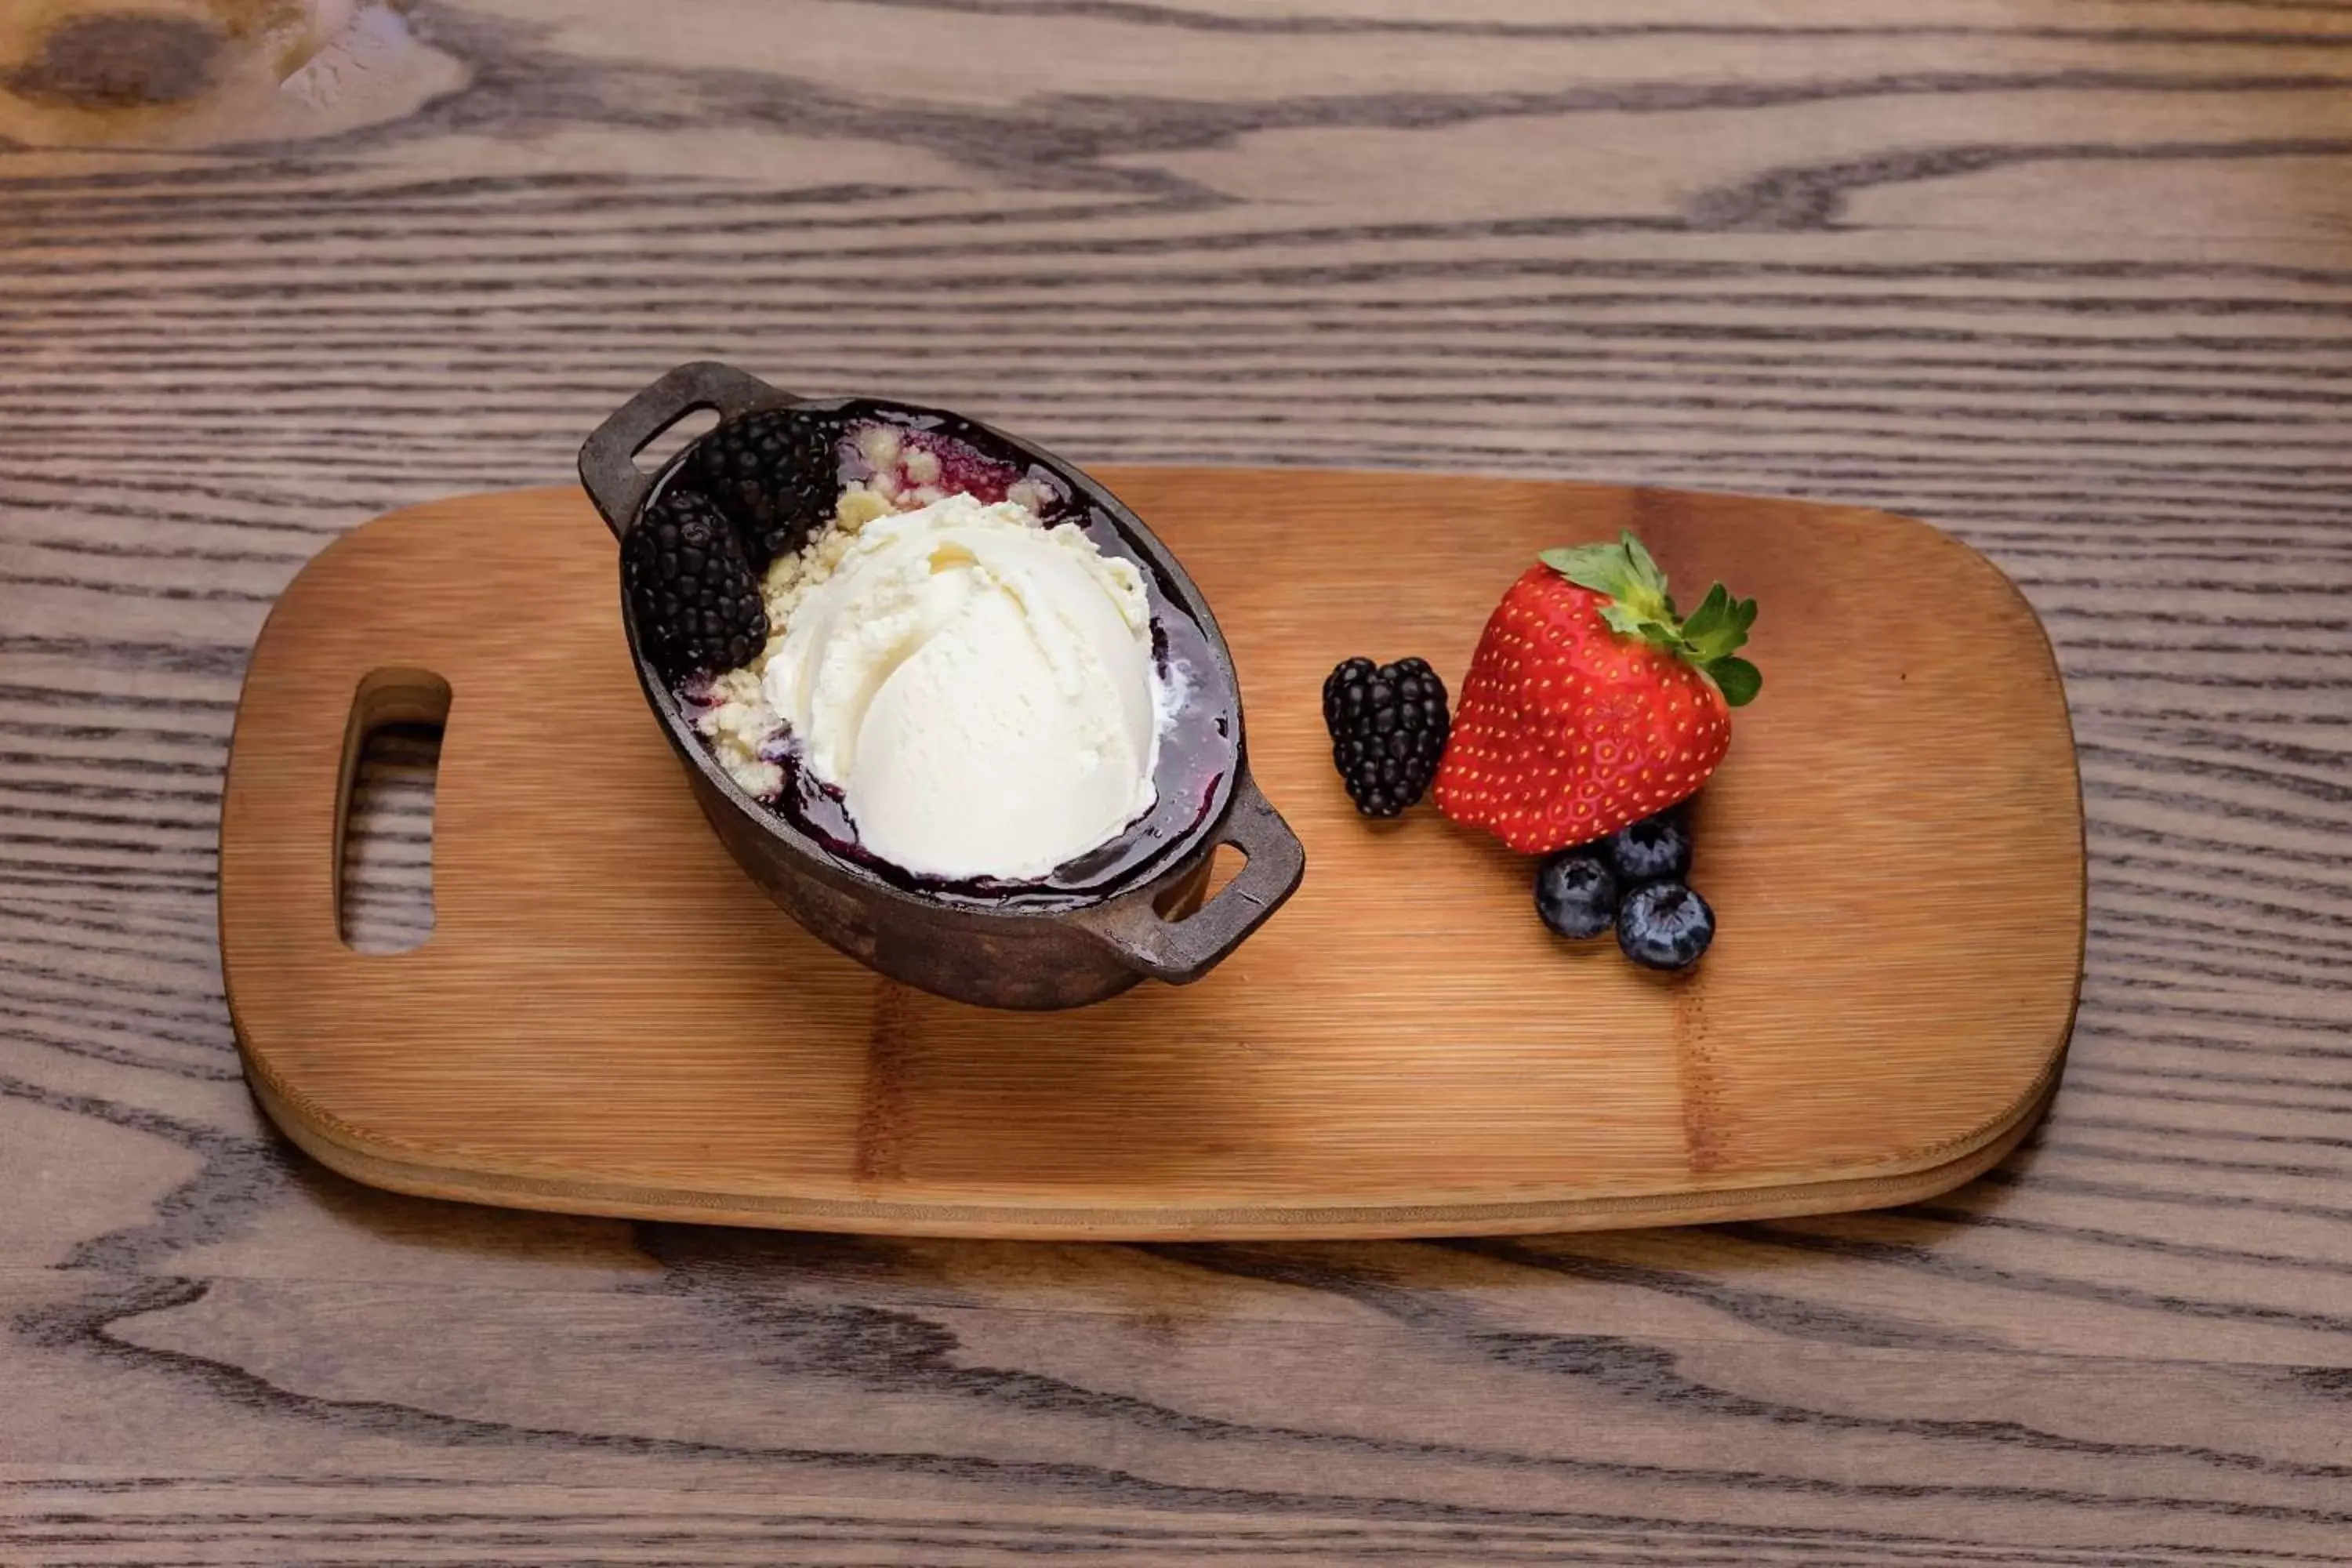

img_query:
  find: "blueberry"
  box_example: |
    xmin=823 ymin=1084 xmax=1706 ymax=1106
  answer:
xmin=1535 ymin=848 xmax=1618 ymax=940
xmin=1607 ymin=804 xmax=1693 ymax=886
xmin=1616 ymin=881 xmax=1715 ymax=971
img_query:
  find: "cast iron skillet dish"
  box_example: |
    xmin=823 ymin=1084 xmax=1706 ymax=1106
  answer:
xmin=579 ymin=361 xmax=1304 ymax=1011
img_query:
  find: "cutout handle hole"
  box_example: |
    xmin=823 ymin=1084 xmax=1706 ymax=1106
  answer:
xmin=1155 ymin=842 xmax=1249 ymax=922
xmin=633 ymin=405 xmax=719 ymax=475
xmin=336 ymin=669 xmax=450 ymax=954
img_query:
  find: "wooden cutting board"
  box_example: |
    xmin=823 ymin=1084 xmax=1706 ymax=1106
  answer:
xmin=220 ymin=471 xmax=2083 ymax=1240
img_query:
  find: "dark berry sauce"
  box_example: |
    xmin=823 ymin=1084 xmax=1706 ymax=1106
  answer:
xmin=665 ymin=401 xmax=1238 ymax=912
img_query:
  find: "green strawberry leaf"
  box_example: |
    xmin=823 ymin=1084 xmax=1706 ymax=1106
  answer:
xmin=1542 ymin=537 xmax=1669 ymax=620
xmin=1709 ymin=656 xmax=1762 ymax=707
xmin=1541 ymin=543 xmax=1637 ymax=601
xmin=1540 ymin=534 xmax=1765 ymax=706
xmin=1680 ymin=583 xmax=1732 ymax=644
xmin=1618 ymin=533 xmax=1675 ymax=594
xmin=1681 ymin=584 xmax=1760 ymax=662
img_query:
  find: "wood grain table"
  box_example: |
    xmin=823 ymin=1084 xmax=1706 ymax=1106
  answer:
xmin=4 ymin=2 xmax=2349 ymax=1563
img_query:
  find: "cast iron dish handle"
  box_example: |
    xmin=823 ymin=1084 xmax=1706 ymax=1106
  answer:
xmin=579 ymin=361 xmax=795 ymax=539
xmin=1074 ymin=773 xmax=1306 ymax=985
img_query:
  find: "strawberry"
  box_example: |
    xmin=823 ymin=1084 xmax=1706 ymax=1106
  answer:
xmin=1433 ymin=532 xmax=1759 ymax=853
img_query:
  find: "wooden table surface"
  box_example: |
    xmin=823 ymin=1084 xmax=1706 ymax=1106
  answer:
xmin=5 ymin=2 xmax=2350 ymax=1563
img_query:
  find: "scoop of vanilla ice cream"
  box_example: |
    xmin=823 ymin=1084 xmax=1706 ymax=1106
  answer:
xmin=762 ymin=492 xmax=1160 ymax=881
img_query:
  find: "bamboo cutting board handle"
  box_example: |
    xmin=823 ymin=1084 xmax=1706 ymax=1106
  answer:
xmin=223 ymin=529 xmax=461 ymax=1014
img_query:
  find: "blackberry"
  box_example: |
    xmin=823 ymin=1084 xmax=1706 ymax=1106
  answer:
xmin=688 ymin=407 xmax=844 ymax=568
xmin=1323 ymin=655 xmax=1450 ymax=817
xmin=1617 ymin=880 xmax=1715 ymax=971
xmin=1606 ymin=804 xmax=1693 ymax=887
xmin=1535 ymin=847 xmax=1617 ymax=940
xmin=624 ymin=487 xmax=768 ymax=680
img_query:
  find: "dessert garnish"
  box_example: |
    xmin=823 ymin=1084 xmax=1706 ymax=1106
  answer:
xmin=1615 ymin=879 xmax=1717 ymax=971
xmin=1536 ymin=802 xmax=1715 ymax=971
xmin=687 ymin=407 xmax=844 ymax=568
xmin=1433 ymin=532 xmax=1758 ymax=852
xmin=1321 ymin=532 xmax=1753 ymax=971
xmin=1321 ymin=655 xmax=1450 ymax=818
xmin=621 ymin=487 xmax=768 ymax=677
xmin=1534 ymin=845 xmax=1617 ymax=940
xmin=1605 ymin=803 xmax=1693 ymax=885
